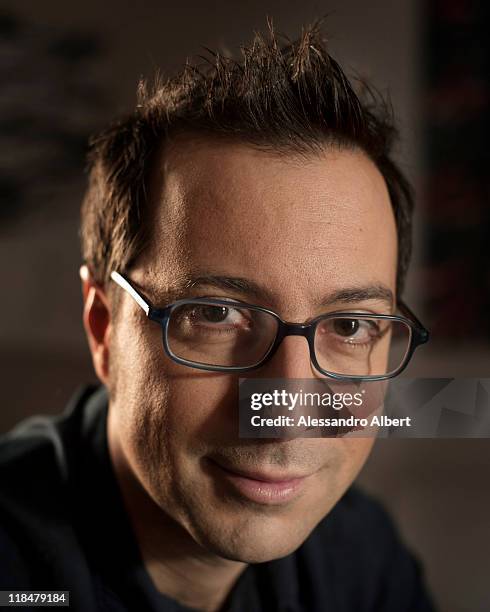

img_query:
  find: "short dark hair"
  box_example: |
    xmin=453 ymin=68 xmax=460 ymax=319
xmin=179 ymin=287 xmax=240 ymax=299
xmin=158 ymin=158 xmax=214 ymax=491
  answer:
xmin=80 ymin=20 xmax=414 ymax=297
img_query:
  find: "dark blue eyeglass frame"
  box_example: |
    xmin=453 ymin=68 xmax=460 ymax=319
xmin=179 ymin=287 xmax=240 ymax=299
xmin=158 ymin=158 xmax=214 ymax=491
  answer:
xmin=111 ymin=271 xmax=430 ymax=381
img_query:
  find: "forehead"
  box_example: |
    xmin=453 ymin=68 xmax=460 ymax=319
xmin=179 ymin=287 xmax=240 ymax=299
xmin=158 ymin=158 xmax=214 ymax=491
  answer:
xmin=137 ymin=136 xmax=397 ymax=316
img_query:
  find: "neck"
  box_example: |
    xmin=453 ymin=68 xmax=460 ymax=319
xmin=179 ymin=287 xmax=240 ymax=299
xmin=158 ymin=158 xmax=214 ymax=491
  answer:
xmin=107 ymin=409 xmax=246 ymax=612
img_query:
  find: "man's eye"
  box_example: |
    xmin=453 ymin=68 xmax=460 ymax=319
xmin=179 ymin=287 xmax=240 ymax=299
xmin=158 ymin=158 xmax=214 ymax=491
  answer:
xmin=322 ymin=318 xmax=381 ymax=345
xmin=182 ymin=304 xmax=251 ymax=329
xmin=333 ymin=318 xmax=361 ymax=337
xmin=198 ymin=305 xmax=230 ymax=323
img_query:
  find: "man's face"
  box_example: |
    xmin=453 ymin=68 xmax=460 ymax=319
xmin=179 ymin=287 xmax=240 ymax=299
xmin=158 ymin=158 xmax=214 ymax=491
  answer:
xmin=107 ymin=137 xmax=397 ymax=563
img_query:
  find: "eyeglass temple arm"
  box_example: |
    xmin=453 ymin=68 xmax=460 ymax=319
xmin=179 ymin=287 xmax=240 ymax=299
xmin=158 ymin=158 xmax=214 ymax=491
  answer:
xmin=397 ymin=299 xmax=429 ymax=340
xmin=110 ymin=271 xmax=152 ymax=316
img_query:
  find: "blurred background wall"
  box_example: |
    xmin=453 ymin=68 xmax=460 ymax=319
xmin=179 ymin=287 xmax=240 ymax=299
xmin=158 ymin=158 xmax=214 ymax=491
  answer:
xmin=0 ymin=1 xmax=488 ymax=611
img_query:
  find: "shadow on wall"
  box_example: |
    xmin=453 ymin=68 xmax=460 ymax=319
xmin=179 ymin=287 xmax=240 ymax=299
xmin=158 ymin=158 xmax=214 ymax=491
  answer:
xmin=0 ymin=10 xmax=109 ymax=223
xmin=0 ymin=9 xmax=108 ymax=426
xmin=422 ymin=0 xmax=490 ymax=343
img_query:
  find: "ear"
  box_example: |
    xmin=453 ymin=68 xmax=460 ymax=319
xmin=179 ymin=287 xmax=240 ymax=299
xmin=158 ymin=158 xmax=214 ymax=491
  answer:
xmin=80 ymin=264 xmax=112 ymax=385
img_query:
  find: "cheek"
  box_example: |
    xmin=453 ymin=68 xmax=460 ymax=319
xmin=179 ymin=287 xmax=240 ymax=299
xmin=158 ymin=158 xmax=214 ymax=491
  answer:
xmin=340 ymin=437 xmax=375 ymax=468
xmin=153 ymin=373 xmax=243 ymax=475
xmin=335 ymin=437 xmax=375 ymax=496
xmin=313 ymin=438 xmax=374 ymax=500
xmin=312 ymin=438 xmax=374 ymax=521
xmin=110 ymin=314 xmax=240 ymax=481
xmin=122 ymin=373 xmax=243 ymax=520
xmin=108 ymin=314 xmax=175 ymax=482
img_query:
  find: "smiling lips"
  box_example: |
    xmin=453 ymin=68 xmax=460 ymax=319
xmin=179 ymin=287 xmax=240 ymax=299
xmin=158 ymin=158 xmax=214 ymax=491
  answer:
xmin=208 ymin=458 xmax=311 ymax=505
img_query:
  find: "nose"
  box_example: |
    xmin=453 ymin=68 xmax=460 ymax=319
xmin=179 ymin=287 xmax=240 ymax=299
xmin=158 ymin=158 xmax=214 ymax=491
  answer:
xmin=242 ymin=336 xmax=326 ymax=440
xmin=254 ymin=335 xmax=318 ymax=379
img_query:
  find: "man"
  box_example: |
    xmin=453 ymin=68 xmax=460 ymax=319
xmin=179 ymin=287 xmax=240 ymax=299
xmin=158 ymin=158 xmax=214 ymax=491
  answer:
xmin=0 ymin=22 xmax=435 ymax=611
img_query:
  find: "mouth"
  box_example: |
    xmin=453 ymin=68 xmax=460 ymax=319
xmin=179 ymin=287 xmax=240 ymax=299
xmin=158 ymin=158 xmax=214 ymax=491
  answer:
xmin=207 ymin=457 xmax=311 ymax=505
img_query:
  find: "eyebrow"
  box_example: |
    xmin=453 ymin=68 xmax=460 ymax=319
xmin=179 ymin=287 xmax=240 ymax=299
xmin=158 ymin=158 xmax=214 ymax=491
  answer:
xmin=171 ymin=274 xmax=394 ymax=310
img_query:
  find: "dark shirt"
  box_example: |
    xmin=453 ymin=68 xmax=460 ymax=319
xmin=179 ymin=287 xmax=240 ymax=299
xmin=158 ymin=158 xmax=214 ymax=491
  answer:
xmin=0 ymin=385 xmax=436 ymax=611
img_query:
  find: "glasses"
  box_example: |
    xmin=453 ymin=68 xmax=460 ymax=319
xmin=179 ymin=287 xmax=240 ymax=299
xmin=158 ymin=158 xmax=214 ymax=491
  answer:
xmin=110 ymin=271 xmax=429 ymax=381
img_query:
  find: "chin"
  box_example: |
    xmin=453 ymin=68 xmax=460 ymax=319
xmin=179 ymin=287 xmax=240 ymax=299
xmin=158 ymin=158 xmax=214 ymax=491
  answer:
xmin=203 ymin=534 xmax=304 ymax=564
xmin=187 ymin=511 xmax=313 ymax=563
xmin=228 ymin=543 xmax=301 ymax=564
